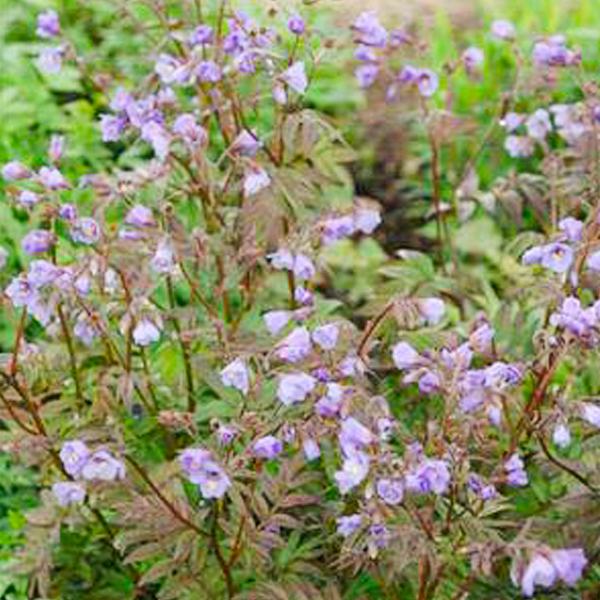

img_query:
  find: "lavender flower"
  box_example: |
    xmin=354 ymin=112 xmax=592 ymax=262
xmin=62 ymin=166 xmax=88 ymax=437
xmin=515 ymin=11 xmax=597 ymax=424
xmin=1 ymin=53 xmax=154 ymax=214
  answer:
xmin=334 ymin=451 xmax=370 ymax=494
xmin=354 ymin=207 xmax=381 ymax=234
xmin=462 ymin=46 xmax=484 ymax=71
xmin=353 ymin=12 xmax=387 ymax=48
xmin=0 ymin=247 xmax=7 ymax=270
xmin=312 ymin=323 xmax=339 ymax=350
xmin=580 ymin=402 xmax=600 ymax=427
xmin=552 ymin=423 xmax=571 ymax=448
xmin=288 ymin=14 xmax=305 ymax=35
xmin=322 ymin=215 xmax=355 ymax=244
xmin=549 ymin=548 xmax=587 ymax=585
xmin=196 ymin=60 xmax=222 ymax=82
xmin=339 ymin=417 xmax=373 ymax=453
xmin=37 ymin=47 xmax=62 ymax=73
xmin=179 ymin=448 xmax=231 ymax=498
xmin=253 ymin=436 xmax=283 ymax=459
xmin=275 ymin=326 xmax=312 ymax=362
xmin=355 ymin=64 xmax=379 ymax=89
xmin=369 ymin=523 xmax=389 ymax=549
xmin=504 ymin=135 xmax=534 ymax=158
xmin=151 ymin=238 xmax=176 ymax=274
xmin=36 ymin=10 xmax=61 ymax=38
xmin=70 ymin=218 xmax=101 ymax=245
xmin=302 ymin=438 xmax=321 ymax=461
xmin=586 ymin=250 xmax=600 ymax=272
xmin=17 ymin=191 xmax=40 ymax=208
xmin=52 ymin=482 xmax=86 ymax=507
xmin=173 ymin=114 xmax=207 ymax=148
xmin=231 ymin=130 xmax=261 ymax=157
xmin=100 ymin=114 xmax=127 ymax=142
xmin=268 ymin=249 xmax=295 ymax=270
xmin=505 ymin=453 xmax=528 ymax=486
xmin=417 ymin=297 xmax=446 ymax=325
xmin=491 ymin=19 xmax=516 ymax=40
xmin=500 ymin=112 xmax=526 ymax=132
xmin=221 ymin=358 xmax=250 ymax=395
xmin=132 ymin=319 xmax=161 ymax=346
xmin=549 ymin=297 xmax=593 ymax=336
xmin=141 ymin=122 xmax=170 ymax=161
xmin=243 ymin=167 xmax=270 ymax=196
xmin=60 ymin=440 xmax=90 ymax=478
xmin=277 ymin=372 xmax=316 ymax=405
xmin=558 ymin=217 xmax=583 ymax=242
xmin=376 ymin=478 xmax=404 ymax=505
xmin=2 ymin=161 xmax=30 ymax=180
xmin=294 ymin=286 xmax=313 ymax=307
xmin=38 ymin=166 xmax=68 ymax=190
xmin=74 ymin=314 xmax=100 ymax=346
xmin=526 ymin=109 xmax=552 ymax=140
xmin=416 ymin=69 xmax=439 ymax=97
xmin=280 ymin=62 xmax=308 ymax=95
xmin=392 ymin=342 xmax=420 ymax=369
xmin=405 ymin=459 xmax=450 ymax=495
xmin=125 ymin=205 xmax=156 ymax=228
xmin=540 ymin=243 xmax=574 ymax=273
xmin=263 ymin=310 xmax=292 ymax=335
xmin=80 ymin=450 xmax=126 ymax=481
xmin=48 ymin=134 xmax=64 ymax=162
xmin=21 ymin=230 xmax=54 ymax=254
xmin=336 ymin=514 xmax=362 ymax=537
xmin=189 ymin=25 xmax=213 ymax=46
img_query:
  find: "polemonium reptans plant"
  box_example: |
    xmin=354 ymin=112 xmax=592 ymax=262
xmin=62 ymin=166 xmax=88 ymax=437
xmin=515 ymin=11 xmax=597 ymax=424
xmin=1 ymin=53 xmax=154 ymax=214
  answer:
xmin=1 ymin=4 xmax=599 ymax=600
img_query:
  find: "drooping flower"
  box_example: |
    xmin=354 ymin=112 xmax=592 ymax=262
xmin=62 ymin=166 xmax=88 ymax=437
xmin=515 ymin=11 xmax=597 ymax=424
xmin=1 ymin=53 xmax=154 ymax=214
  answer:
xmin=552 ymin=423 xmax=571 ymax=448
xmin=334 ymin=451 xmax=370 ymax=494
xmin=52 ymin=482 xmax=86 ymax=507
xmin=549 ymin=297 xmax=593 ymax=336
xmin=339 ymin=417 xmax=372 ymax=455
xmin=38 ymin=166 xmax=68 ymax=190
xmin=17 ymin=191 xmax=40 ymax=208
xmin=277 ymin=372 xmax=316 ymax=405
xmin=405 ymin=459 xmax=450 ymax=495
xmin=354 ymin=207 xmax=381 ymax=234
xmin=196 ymin=60 xmax=222 ymax=82
xmin=74 ymin=313 xmax=101 ymax=347
xmin=275 ymin=326 xmax=312 ymax=362
xmin=505 ymin=453 xmax=528 ymax=486
xmin=288 ymin=14 xmax=306 ymax=35
xmin=2 ymin=161 xmax=30 ymax=180
xmin=189 ymin=24 xmax=214 ymax=46
xmin=253 ymin=436 xmax=283 ymax=459
xmin=526 ymin=109 xmax=552 ymax=140
xmin=549 ymin=548 xmax=587 ymax=585
xmin=80 ymin=450 xmax=126 ymax=481
xmin=37 ymin=47 xmax=62 ymax=73
xmin=243 ymin=167 xmax=270 ymax=196
xmin=132 ymin=319 xmax=161 ymax=346
xmin=586 ymin=250 xmax=600 ymax=272
xmin=312 ymin=323 xmax=339 ymax=350
xmin=221 ymin=358 xmax=250 ymax=395
xmin=151 ymin=238 xmax=176 ymax=274
xmin=558 ymin=217 xmax=583 ymax=242
xmin=353 ymin=12 xmax=387 ymax=48
xmin=173 ymin=114 xmax=207 ymax=148
xmin=355 ymin=64 xmax=379 ymax=89
xmin=293 ymin=254 xmax=316 ymax=280
xmin=125 ymin=205 xmax=156 ymax=228
xmin=417 ymin=297 xmax=446 ymax=325
xmin=179 ymin=448 xmax=231 ymax=499
xmin=22 ymin=230 xmax=54 ymax=254
xmin=280 ymin=62 xmax=308 ymax=95
xmin=462 ymin=46 xmax=484 ymax=71
xmin=504 ymin=135 xmax=534 ymax=158
xmin=100 ymin=114 xmax=127 ymax=142
xmin=48 ymin=134 xmax=65 ymax=162
xmin=392 ymin=342 xmax=421 ymax=370
xmin=302 ymin=438 xmax=321 ymax=461
xmin=263 ymin=310 xmax=292 ymax=335
xmin=580 ymin=402 xmax=600 ymax=427
xmin=141 ymin=121 xmax=170 ymax=161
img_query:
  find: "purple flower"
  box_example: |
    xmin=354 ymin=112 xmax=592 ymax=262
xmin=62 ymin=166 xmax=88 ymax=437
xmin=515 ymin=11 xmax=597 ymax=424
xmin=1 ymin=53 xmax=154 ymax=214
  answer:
xmin=110 ymin=87 xmax=133 ymax=111
xmin=549 ymin=548 xmax=587 ymax=585
xmin=552 ymin=423 xmax=571 ymax=448
xmin=418 ymin=297 xmax=446 ymax=325
xmin=22 ymin=230 xmax=54 ymax=254
xmin=312 ymin=323 xmax=339 ymax=350
xmin=263 ymin=310 xmax=292 ymax=336
xmin=189 ymin=25 xmax=213 ymax=46
xmin=217 ymin=425 xmax=237 ymax=446
xmin=467 ymin=474 xmax=497 ymax=501
xmin=231 ymin=130 xmax=261 ymax=157
xmin=275 ymin=326 xmax=312 ymax=362
xmin=505 ymin=453 xmax=528 ymax=486
xmin=180 ymin=448 xmax=212 ymax=477
xmin=540 ymin=242 xmax=574 ymax=273
xmin=173 ymin=114 xmax=207 ymax=148
xmin=38 ymin=166 xmax=68 ymax=190
xmin=48 ymin=134 xmax=64 ymax=163
xmin=354 ymin=207 xmax=381 ymax=234
xmin=52 ymin=482 xmax=86 ymax=507
xmin=353 ymin=12 xmax=387 ymax=48
xmin=294 ymin=286 xmax=314 ymax=307
xmin=500 ymin=112 xmax=526 ymax=132
xmin=81 ymin=450 xmax=125 ymax=481
xmin=268 ymin=249 xmax=295 ymax=270
xmin=17 ymin=191 xmax=40 ymax=208
xmin=74 ymin=314 xmax=100 ymax=346
xmin=549 ymin=297 xmax=593 ymax=336
xmin=533 ymin=38 xmax=579 ymax=67
xmin=334 ymin=451 xmax=370 ymax=493
xmin=526 ymin=109 xmax=552 ymax=140
xmin=558 ymin=217 xmax=583 ymax=242
xmin=36 ymin=11 xmax=60 ymax=39
xmin=253 ymin=435 xmax=283 ymax=459
xmin=355 ymin=64 xmax=379 ymax=89
xmin=132 ymin=319 xmax=161 ymax=346
xmin=322 ymin=215 xmax=355 ymax=245
xmin=392 ymin=341 xmax=420 ymax=369
xmin=221 ymin=358 xmax=250 ymax=395
xmin=504 ymin=135 xmax=534 ymax=158
xmin=196 ymin=60 xmax=222 ymax=83
xmin=292 ymin=254 xmax=315 ymax=281
xmin=281 ymin=62 xmax=308 ymax=95
xmin=418 ymin=371 xmax=440 ymax=395
xmin=288 ymin=14 xmax=305 ymax=35
xmin=125 ymin=205 xmax=156 ymax=228
xmin=277 ymin=372 xmax=316 ymax=405
xmin=469 ymin=323 xmax=495 ymax=353
xmin=462 ymin=46 xmax=484 ymax=71
xmin=369 ymin=523 xmax=389 ymax=549
xmin=151 ymin=238 xmax=176 ymax=275
xmin=354 ymin=45 xmax=377 ymax=62
xmin=302 ymin=438 xmax=321 ymax=461
xmin=580 ymin=402 xmax=600 ymax=427
xmin=518 ymin=554 xmax=557 ymax=596
xmin=405 ymin=459 xmax=450 ymax=495
xmin=416 ymin=69 xmax=439 ymax=97
xmin=141 ymin=121 xmax=170 ymax=161
xmin=60 ymin=440 xmax=90 ymax=477
xmin=586 ymin=250 xmax=600 ymax=272
xmin=100 ymin=114 xmax=127 ymax=142
xmin=315 ymin=390 xmax=343 ymax=418
xmin=491 ymin=19 xmax=516 ymax=40
xmin=37 ymin=48 xmax=62 ymax=73
xmin=376 ymin=478 xmax=404 ymax=505
xmin=2 ymin=161 xmax=30 ymax=180
xmin=484 ymin=362 xmax=521 ymax=389
xmin=70 ymin=218 xmax=101 ymax=245
xmin=179 ymin=449 xmax=230 ymax=498
xmin=336 ymin=514 xmax=362 ymax=537
xmin=243 ymin=167 xmax=270 ymax=196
